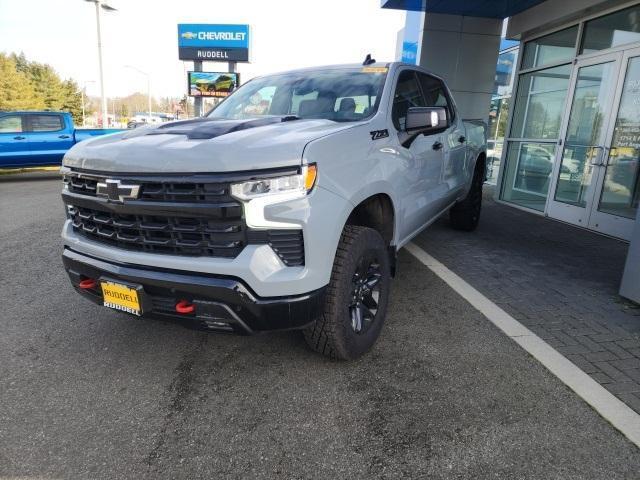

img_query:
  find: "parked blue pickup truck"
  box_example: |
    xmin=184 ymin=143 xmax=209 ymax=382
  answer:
xmin=0 ymin=111 xmax=123 ymax=168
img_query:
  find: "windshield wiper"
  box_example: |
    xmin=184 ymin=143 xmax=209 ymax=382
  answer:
xmin=281 ymin=115 xmax=301 ymax=122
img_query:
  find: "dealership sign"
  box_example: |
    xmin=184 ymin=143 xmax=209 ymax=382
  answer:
xmin=178 ymin=24 xmax=250 ymax=62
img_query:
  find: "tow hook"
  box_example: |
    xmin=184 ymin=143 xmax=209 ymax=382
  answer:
xmin=79 ymin=278 xmax=97 ymax=290
xmin=175 ymin=300 xmax=196 ymax=314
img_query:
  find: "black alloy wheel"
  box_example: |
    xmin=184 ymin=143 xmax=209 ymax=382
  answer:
xmin=349 ymin=256 xmax=382 ymax=334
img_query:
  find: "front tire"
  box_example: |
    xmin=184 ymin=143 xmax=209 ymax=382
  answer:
xmin=449 ymin=159 xmax=484 ymax=231
xmin=304 ymin=225 xmax=391 ymax=360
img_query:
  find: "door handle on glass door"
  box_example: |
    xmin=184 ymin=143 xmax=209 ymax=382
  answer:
xmin=589 ymin=146 xmax=605 ymax=166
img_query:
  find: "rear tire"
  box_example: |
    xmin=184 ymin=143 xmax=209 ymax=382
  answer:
xmin=304 ymin=225 xmax=391 ymax=360
xmin=449 ymin=159 xmax=484 ymax=231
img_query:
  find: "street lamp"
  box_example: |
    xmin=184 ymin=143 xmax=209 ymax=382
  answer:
xmin=79 ymin=80 xmax=95 ymax=127
xmin=124 ymin=65 xmax=152 ymax=122
xmin=85 ymin=0 xmax=117 ymax=127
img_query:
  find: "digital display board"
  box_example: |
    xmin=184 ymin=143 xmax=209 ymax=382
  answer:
xmin=187 ymin=71 xmax=240 ymax=98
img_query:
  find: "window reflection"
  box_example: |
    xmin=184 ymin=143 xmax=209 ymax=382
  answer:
xmin=510 ymin=64 xmax=571 ymax=139
xmin=522 ymin=26 xmax=578 ymax=69
xmin=581 ymin=5 xmax=640 ymax=54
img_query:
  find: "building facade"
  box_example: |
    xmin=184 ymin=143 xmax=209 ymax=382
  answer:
xmin=385 ymin=0 xmax=640 ymax=300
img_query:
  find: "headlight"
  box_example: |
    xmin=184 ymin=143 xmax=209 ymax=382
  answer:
xmin=231 ymin=164 xmax=317 ymax=201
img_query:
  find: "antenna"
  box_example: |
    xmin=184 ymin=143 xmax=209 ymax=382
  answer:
xmin=363 ymin=54 xmax=376 ymax=66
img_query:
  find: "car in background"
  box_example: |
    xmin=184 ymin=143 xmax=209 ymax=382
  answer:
xmin=0 ymin=111 xmax=123 ymax=169
xmin=195 ymin=75 xmax=236 ymax=93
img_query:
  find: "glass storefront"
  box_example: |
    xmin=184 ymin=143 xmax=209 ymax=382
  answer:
xmin=487 ymin=47 xmax=518 ymax=184
xmin=499 ymin=4 xmax=640 ymax=238
xmin=598 ymin=56 xmax=640 ymax=219
xmin=500 ymin=64 xmax=571 ymax=210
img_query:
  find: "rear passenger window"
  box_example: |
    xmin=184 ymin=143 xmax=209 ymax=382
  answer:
xmin=417 ymin=73 xmax=453 ymax=120
xmin=29 ymin=115 xmax=63 ymax=132
xmin=0 ymin=115 xmax=23 ymax=133
xmin=391 ymin=70 xmax=425 ymax=131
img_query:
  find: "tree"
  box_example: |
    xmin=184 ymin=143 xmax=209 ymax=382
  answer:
xmin=0 ymin=53 xmax=44 ymax=110
xmin=60 ymin=79 xmax=84 ymax=124
xmin=3 ymin=52 xmax=83 ymax=122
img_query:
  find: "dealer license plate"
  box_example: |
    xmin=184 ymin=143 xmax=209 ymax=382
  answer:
xmin=100 ymin=281 xmax=142 ymax=316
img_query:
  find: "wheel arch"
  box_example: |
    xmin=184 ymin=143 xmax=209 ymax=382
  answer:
xmin=345 ymin=193 xmax=397 ymax=275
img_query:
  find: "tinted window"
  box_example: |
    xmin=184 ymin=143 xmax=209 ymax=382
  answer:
xmin=391 ymin=70 xmax=425 ymax=131
xmin=522 ymin=26 xmax=578 ymax=69
xmin=209 ymin=69 xmax=386 ymax=123
xmin=581 ymin=5 xmax=640 ymax=54
xmin=0 ymin=115 xmax=23 ymax=133
xmin=29 ymin=114 xmax=63 ymax=132
xmin=417 ymin=72 xmax=452 ymax=119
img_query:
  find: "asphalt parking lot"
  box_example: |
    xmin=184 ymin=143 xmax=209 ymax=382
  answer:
xmin=2 ymin=172 xmax=640 ymax=479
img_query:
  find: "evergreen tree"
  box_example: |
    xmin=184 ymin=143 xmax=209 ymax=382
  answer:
xmin=0 ymin=53 xmax=44 ymax=110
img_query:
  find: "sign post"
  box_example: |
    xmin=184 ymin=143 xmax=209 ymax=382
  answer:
xmin=193 ymin=60 xmax=203 ymax=117
xmin=177 ymin=24 xmax=250 ymax=117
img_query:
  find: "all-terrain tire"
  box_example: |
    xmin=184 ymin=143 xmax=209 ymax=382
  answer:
xmin=449 ymin=158 xmax=485 ymax=231
xmin=303 ymin=225 xmax=391 ymax=360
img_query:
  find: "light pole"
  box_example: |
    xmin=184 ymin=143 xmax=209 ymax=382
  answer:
xmin=124 ymin=65 xmax=152 ymax=122
xmin=85 ymin=0 xmax=116 ymax=127
xmin=79 ymin=80 xmax=95 ymax=127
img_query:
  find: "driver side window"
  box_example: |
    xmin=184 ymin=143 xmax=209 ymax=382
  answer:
xmin=391 ymin=70 xmax=425 ymax=131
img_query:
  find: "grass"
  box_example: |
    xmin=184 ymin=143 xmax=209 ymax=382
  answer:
xmin=0 ymin=166 xmax=61 ymax=175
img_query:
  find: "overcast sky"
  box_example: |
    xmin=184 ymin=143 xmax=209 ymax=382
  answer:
xmin=0 ymin=0 xmax=406 ymax=98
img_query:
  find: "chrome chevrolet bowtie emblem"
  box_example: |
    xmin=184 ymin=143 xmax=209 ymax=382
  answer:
xmin=96 ymin=179 xmax=141 ymax=203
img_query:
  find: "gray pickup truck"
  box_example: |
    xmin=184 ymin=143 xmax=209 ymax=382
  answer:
xmin=60 ymin=61 xmax=486 ymax=360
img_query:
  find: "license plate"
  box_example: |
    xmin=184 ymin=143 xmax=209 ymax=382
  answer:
xmin=100 ymin=281 xmax=142 ymax=316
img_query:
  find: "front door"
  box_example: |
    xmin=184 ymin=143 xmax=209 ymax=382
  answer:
xmin=588 ymin=48 xmax=640 ymax=239
xmin=547 ymin=49 xmax=640 ymax=240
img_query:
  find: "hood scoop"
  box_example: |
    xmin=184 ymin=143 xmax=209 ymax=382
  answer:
xmin=147 ymin=116 xmax=294 ymax=140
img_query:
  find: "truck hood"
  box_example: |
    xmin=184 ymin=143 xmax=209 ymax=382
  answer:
xmin=63 ymin=117 xmax=358 ymax=173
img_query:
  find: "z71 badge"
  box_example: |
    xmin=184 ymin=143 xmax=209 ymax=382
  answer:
xmin=370 ymin=129 xmax=389 ymax=140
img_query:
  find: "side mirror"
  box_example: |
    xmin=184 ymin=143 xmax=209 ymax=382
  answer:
xmin=405 ymin=107 xmax=448 ymax=133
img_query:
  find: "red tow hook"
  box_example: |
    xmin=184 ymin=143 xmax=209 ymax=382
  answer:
xmin=176 ymin=300 xmax=195 ymax=314
xmin=79 ymin=278 xmax=97 ymax=290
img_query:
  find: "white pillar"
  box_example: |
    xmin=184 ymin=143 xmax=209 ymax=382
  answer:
xmin=418 ymin=14 xmax=502 ymax=120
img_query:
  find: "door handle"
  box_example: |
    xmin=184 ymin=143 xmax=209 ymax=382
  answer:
xmin=432 ymin=141 xmax=443 ymax=151
xmin=458 ymin=136 xmax=466 ymax=143
xmin=58 ymin=134 xmax=70 ymax=139
xmin=588 ymin=146 xmax=605 ymax=166
xmin=13 ymin=136 xmax=26 ymax=140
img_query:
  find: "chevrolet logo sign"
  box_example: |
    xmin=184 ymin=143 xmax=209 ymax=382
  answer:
xmin=96 ymin=179 xmax=141 ymax=203
xmin=181 ymin=32 xmax=197 ymax=40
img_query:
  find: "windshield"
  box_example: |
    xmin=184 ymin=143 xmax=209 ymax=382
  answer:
xmin=207 ymin=68 xmax=387 ymax=123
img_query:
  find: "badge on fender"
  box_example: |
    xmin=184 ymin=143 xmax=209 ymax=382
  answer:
xmin=370 ymin=129 xmax=389 ymax=140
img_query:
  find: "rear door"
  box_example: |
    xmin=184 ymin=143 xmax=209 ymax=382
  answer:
xmin=391 ymin=69 xmax=447 ymax=240
xmin=0 ymin=114 xmax=29 ymax=168
xmin=24 ymin=113 xmax=72 ymax=166
xmin=417 ymin=72 xmax=468 ymax=200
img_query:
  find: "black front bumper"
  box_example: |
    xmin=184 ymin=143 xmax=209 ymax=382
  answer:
xmin=62 ymin=248 xmax=325 ymax=334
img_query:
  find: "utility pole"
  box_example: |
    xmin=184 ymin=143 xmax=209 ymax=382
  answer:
xmin=85 ymin=0 xmax=117 ymax=127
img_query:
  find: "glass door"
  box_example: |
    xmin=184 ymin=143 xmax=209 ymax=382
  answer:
xmin=547 ymin=51 xmax=623 ymax=228
xmin=588 ymin=48 xmax=640 ymax=240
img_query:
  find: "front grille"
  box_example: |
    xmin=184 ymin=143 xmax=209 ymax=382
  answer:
xmin=64 ymin=171 xmax=305 ymax=265
xmin=70 ymin=206 xmax=245 ymax=257
xmin=65 ymin=175 xmax=234 ymax=203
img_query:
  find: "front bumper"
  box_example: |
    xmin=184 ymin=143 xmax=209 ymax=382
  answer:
xmin=63 ymin=248 xmax=325 ymax=334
